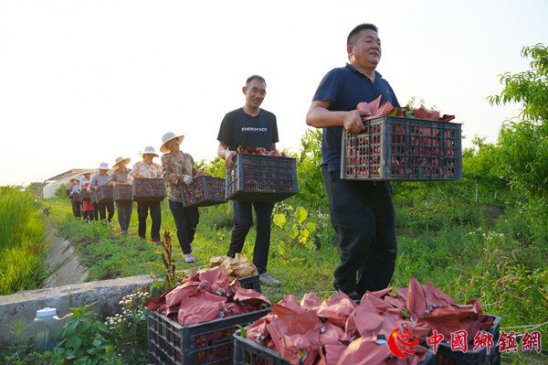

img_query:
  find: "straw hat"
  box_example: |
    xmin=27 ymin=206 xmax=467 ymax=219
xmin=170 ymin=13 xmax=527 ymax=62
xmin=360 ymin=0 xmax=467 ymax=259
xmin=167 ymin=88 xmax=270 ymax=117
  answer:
xmin=70 ymin=178 xmax=79 ymax=183
xmin=98 ymin=162 xmax=109 ymax=170
xmin=160 ymin=132 xmax=185 ymax=153
xmin=140 ymin=146 xmax=159 ymax=158
xmin=113 ymin=156 xmax=131 ymax=168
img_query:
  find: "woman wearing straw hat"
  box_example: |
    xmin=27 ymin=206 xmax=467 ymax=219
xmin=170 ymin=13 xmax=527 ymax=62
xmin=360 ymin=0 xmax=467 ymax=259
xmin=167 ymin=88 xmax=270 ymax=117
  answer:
xmin=80 ymin=171 xmax=95 ymax=222
xmin=91 ymin=162 xmax=115 ymax=224
xmin=160 ymin=132 xmax=200 ymax=263
xmin=67 ymin=178 xmax=82 ymax=219
xmin=130 ymin=146 xmax=164 ymax=244
xmin=111 ymin=156 xmax=133 ymax=235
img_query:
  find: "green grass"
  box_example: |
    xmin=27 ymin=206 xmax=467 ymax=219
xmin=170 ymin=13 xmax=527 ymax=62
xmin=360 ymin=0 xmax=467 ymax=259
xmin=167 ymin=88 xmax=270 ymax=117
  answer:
xmin=43 ymin=194 xmax=547 ymax=364
xmin=0 ymin=187 xmax=47 ymax=294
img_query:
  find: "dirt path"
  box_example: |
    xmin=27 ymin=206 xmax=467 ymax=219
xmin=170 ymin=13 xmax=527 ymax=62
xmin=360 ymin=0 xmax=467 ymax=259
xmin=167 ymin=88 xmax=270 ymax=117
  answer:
xmin=43 ymin=225 xmax=88 ymax=287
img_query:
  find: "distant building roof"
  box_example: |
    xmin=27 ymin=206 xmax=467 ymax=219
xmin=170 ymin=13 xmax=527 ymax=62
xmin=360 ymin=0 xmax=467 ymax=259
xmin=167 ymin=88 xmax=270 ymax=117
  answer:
xmin=44 ymin=169 xmax=90 ymax=183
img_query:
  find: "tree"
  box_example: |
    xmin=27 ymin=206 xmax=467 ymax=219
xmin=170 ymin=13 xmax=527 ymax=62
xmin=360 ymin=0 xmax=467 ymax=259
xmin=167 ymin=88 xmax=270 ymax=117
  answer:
xmin=488 ymin=44 xmax=547 ymax=197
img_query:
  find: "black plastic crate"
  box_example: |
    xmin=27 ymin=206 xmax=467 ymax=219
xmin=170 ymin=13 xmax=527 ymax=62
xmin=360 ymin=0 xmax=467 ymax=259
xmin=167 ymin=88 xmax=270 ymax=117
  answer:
xmin=237 ymin=275 xmax=260 ymax=293
xmin=226 ymin=154 xmax=298 ymax=202
xmin=341 ymin=116 xmax=462 ymax=181
xmin=71 ymin=191 xmax=81 ymax=203
xmin=113 ymin=183 xmax=133 ymax=201
xmin=80 ymin=189 xmax=91 ymax=201
xmin=233 ymin=333 xmax=437 ymax=365
xmin=133 ymin=178 xmax=166 ymax=202
xmin=147 ymin=308 xmax=271 ymax=365
xmin=90 ymin=191 xmax=98 ymax=204
xmin=96 ymin=185 xmax=113 ymax=203
xmin=434 ymin=315 xmax=501 ymax=365
xmin=182 ymin=176 xmax=227 ymax=208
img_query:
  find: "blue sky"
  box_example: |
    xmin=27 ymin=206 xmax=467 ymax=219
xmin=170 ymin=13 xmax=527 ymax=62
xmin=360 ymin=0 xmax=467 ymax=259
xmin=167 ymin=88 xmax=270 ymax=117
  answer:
xmin=0 ymin=0 xmax=546 ymax=185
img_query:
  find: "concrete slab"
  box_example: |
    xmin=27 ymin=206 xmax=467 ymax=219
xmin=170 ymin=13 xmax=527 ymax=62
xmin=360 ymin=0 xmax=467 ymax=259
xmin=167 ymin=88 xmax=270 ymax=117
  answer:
xmin=0 ymin=275 xmax=155 ymax=349
xmin=43 ymin=225 xmax=88 ymax=287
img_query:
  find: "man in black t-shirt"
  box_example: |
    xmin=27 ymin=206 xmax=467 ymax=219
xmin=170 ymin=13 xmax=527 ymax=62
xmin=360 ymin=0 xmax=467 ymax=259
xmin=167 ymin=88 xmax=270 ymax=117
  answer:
xmin=217 ymin=75 xmax=281 ymax=286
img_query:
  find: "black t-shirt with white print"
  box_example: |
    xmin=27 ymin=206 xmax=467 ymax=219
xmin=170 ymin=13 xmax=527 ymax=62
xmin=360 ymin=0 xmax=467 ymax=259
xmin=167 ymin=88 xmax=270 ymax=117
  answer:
xmin=217 ymin=108 xmax=279 ymax=151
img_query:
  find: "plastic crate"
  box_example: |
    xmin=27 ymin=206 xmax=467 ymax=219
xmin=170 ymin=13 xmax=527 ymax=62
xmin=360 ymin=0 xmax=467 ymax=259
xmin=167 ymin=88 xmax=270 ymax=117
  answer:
xmin=96 ymin=185 xmax=113 ymax=203
xmin=90 ymin=191 xmax=98 ymax=204
xmin=434 ymin=315 xmax=501 ymax=365
xmin=182 ymin=176 xmax=227 ymax=208
xmin=80 ymin=189 xmax=91 ymax=202
xmin=237 ymin=275 xmax=261 ymax=293
xmin=226 ymin=154 xmax=298 ymax=202
xmin=147 ymin=308 xmax=271 ymax=365
xmin=233 ymin=333 xmax=437 ymax=365
xmin=71 ymin=192 xmax=81 ymax=203
xmin=133 ymin=178 xmax=166 ymax=202
xmin=113 ymin=183 xmax=133 ymax=201
xmin=341 ymin=116 xmax=462 ymax=181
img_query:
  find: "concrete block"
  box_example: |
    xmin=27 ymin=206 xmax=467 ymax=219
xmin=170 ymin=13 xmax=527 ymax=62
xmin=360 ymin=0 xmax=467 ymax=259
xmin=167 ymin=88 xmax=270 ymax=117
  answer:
xmin=0 ymin=275 xmax=155 ymax=349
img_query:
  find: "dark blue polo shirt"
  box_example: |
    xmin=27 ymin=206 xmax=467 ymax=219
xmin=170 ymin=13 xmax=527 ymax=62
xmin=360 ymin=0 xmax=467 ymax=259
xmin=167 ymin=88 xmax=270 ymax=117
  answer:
xmin=312 ymin=63 xmax=400 ymax=172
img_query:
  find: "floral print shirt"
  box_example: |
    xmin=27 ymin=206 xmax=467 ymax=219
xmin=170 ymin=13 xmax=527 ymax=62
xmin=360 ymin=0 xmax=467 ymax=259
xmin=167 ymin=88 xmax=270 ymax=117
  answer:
xmin=161 ymin=152 xmax=195 ymax=202
xmin=129 ymin=161 xmax=164 ymax=180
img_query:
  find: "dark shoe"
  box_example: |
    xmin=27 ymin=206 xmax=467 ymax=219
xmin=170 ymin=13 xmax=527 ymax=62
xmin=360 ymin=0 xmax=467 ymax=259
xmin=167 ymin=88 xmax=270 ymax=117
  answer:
xmin=259 ymin=272 xmax=281 ymax=286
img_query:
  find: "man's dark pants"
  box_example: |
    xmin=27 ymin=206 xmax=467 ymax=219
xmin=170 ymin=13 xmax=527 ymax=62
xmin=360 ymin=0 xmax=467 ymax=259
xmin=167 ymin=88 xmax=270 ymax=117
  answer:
xmin=92 ymin=202 xmax=99 ymax=220
xmin=228 ymin=200 xmax=274 ymax=274
xmin=137 ymin=200 xmax=161 ymax=241
xmin=322 ymin=167 xmax=397 ymax=296
xmin=71 ymin=199 xmax=81 ymax=218
xmin=115 ymin=200 xmax=133 ymax=231
xmin=169 ymin=200 xmax=199 ymax=254
xmin=97 ymin=201 xmax=115 ymax=222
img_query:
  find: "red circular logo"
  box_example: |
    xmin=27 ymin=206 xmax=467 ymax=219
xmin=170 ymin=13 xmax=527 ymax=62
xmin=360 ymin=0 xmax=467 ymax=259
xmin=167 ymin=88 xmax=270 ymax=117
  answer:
xmin=388 ymin=328 xmax=419 ymax=358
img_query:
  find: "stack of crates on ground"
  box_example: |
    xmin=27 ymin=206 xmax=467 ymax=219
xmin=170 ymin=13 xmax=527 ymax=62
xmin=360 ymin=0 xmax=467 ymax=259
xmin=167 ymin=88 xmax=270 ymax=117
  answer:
xmin=147 ymin=275 xmax=265 ymax=365
xmin=113 ymin=183 xmax=133 ymax=201
xmin=132 ymin=178 xmax=166 ymax=202
xmin=434 ymin=315 xmax=501 ymax=365
xmin=226 ymin=154 xmax=298 ymax=202
xmin=181 ymin=176 xmax=226 ymax=208
xmin=232 ymin=333 xmax=437 ymax=365
xmin=341 ymin=116 xmax=462 ymax=180
xmin=96 ymin=185 xmax=114 ymax=203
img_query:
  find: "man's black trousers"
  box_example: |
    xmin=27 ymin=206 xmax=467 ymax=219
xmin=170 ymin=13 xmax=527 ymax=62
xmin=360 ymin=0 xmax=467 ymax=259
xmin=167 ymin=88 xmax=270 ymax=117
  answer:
xmin=322 ymin=167 xmax=397 ymax=296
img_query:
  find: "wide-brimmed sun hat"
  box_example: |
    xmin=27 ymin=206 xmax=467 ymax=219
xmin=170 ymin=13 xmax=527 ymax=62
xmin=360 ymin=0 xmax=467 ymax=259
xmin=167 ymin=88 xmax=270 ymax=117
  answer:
xmin=98 ymin=162 xmax=109 ymax=170
xmin=140 ymin=146 xmax=159 ymax=158
xmin=70 ymin=178 xmax=79 ymax=183
xmin=160 ymin=132 xmax=185 ymax=153
xmin=113 ymin=156 xmax=131 ymax=168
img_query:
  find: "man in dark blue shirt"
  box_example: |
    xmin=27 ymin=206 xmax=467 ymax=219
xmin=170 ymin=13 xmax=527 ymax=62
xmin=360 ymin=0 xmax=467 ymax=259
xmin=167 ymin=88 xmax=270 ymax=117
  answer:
xmin=306 ymin=23 xmax=398 ymax=299
xmin=217 ymin=75 xmax=281 ymax=287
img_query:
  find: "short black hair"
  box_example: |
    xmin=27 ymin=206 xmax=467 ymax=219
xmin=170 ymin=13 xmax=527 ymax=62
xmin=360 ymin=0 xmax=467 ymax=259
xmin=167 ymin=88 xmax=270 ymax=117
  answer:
xmin=347 ymin=23 xmax=378 ymax=46
xmin=246 ymin=75 xmax=266 ymax=87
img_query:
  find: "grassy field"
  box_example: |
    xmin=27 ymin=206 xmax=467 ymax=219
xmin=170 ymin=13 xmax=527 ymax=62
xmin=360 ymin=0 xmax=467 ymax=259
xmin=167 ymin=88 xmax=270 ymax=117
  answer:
xmin=0 ymin=187 xmax=47 ymax=295
xmin=39 ymin=179 xmax=547 ymax=364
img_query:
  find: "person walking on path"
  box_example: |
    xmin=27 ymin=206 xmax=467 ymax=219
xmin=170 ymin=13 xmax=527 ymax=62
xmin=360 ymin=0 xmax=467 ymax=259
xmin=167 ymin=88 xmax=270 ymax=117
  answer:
xmin=111 ymin=156 xmax=133 ymax=235
xmin=217 ymin=75 xmax=282 ymax=287
xmin=67 ymin=178 xmax=82 ymax=218
xmin=80 ymin=171 xmax=95 ymax=222
xmin=130 ymin=146 xmax=164 ymax=244
xmin=161 ymin=131 xmax=200 ymax=263
xmin=90 ymin=162 xmax=115 ymax=224
xmin=305 ymin=23 xmax=399 ymax=299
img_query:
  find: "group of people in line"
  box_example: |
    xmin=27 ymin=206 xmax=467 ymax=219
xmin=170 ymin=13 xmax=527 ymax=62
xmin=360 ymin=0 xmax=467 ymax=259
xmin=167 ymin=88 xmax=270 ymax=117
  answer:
xmin=66 ymin=22 xmax=400 ymax=293
xmin=67 ymin=134 xmax=200 ymax=264
xmin=65 ymin=74 xmax=283 ymax=286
